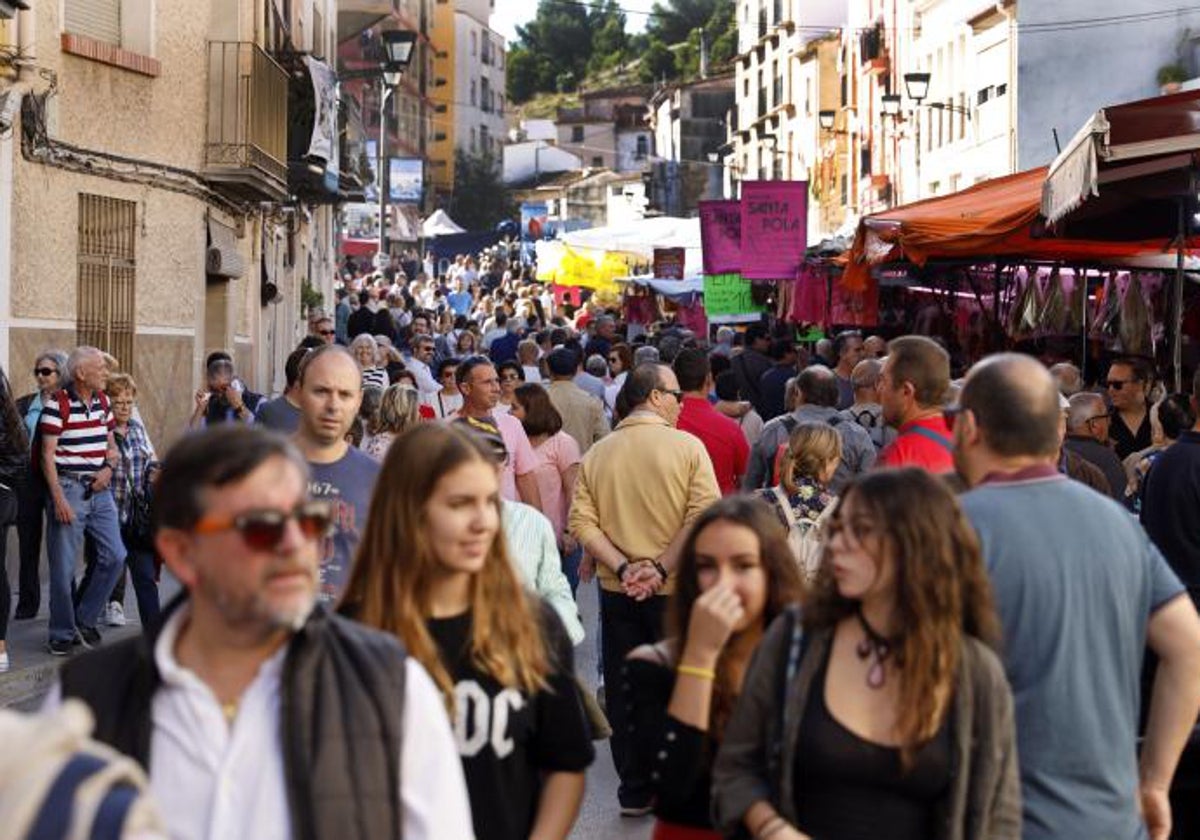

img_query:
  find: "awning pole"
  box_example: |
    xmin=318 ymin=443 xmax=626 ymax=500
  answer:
xmin=1175 ymin=194 xmax=1187 ymax=392
xmin=1080 ymin=268 xmax=1088 ymax=384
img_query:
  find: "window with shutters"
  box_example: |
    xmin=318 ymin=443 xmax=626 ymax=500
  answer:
xmin=65 ymin=0 xmax=121 ymax=46
xmin=77 ymin=194 xmax=137 ymax=369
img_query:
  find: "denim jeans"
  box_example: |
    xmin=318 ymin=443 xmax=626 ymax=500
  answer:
xmin=560 ymin=544 xmax=583 ymax=595
xmin=45 ymin=476 xmax=126 ymax=644
xmin=79 ymin=535 xmax=160 ymax=628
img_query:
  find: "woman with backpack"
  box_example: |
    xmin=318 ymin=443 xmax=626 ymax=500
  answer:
xmin=713 ymin=469 xmax=1020 ymax=840
xmin=340 ymin=423 xmax=594 ymax=840
xmin=0 ymin=362 xmax=31 ymax=672
xmin=622 ymin=496 xmax=803 ymax=838
xmin=756 ymin=422 xmax=841 ymax=580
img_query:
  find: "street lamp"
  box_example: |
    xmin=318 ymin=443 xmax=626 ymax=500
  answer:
xmin=903 ymin=72 xmax=931 ymax=103
xmin=376 ymin=30 xmax=418 ymax=267
xmin=881 ymin=94 xmax=901 ymax=117
xmin=818 ymin=110 xmax=836 ymax=131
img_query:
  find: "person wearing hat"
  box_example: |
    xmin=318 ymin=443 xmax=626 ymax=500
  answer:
xmin=544 ymin=347 xmax=609 ymax=455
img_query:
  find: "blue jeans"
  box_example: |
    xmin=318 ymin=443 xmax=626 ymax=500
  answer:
xmin=560 ymin=544 xmax=583 ymax=595
xmin=45 ymin=477 xmax=126 ymax=644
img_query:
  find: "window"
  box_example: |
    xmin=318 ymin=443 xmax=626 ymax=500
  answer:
xmin=470 ymin=79 xmax=476 ymax=106
xmin=591 ymin=156 xmax=603 ymax=167
xmin=77 ymin=194 xmax=136 ymax=367
xmin=65 ymin=0 xmax=120 ymax=46
xmin=470 ymin=128 xmax=476 ymax=152
xmin=977 ymin=87 xmax=991 ymax=105
xmin=471 ymin=32 xmax=477 ymax=56
xmin=995 ymin=83 xmax=1007 ymax=97
xmin=480 ymin=125 xmax=490 ymax=153
xmin=636 ymin=135 xmax=648 ymax=160
xmin=481 ymin=77 xmax=491 ymax=113
xmin=64 ymin=0 xmax=156 ymax=63
xmin=571 ymin=125 xmax=584 ymax=142
xmin=312 ymin=6 xmax=324 ymax=58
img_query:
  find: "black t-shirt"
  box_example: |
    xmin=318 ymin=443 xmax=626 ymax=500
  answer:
xmin=1109 ymin=407 xmax=1152 ymax=461
xmin=427 ymin=601 xmax=594 ymax=840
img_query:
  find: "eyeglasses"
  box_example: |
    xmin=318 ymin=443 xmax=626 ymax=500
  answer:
xmin=34 ymin=367 xmax=58 ymax=377
xmin=656 ymin=387 xmax=684 ymax=402
xmin=192 ymin=502 xmax=333 ymax=551
xmin=111 ymin=399 xmax=135 ymax=408
xmin=318 ymin=329 xmax=335 ymax=336
xmin=1105 ymin=379 xmax=1138 ymax=390
xmin=1084 ymin=413 xmax=1110 ymax=425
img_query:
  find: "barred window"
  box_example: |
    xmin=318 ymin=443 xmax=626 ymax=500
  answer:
xmin=77 ymin=194 xmax=136 ymax=368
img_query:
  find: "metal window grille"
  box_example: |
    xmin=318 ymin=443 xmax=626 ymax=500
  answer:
xmin=77 ymin=194 xmax=136 ymax=368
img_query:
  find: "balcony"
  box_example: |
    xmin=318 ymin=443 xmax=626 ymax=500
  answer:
xmin=338 ymin=0 xmax=398 ymax=42
xmin=204 ymin=42 xmax=288 ymax=202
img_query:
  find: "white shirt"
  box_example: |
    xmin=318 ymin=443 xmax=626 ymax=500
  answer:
xmin=406 ymin=356 xmax=441 ymax=396
xmin=46 ymin=607 xmax=475 ymax=840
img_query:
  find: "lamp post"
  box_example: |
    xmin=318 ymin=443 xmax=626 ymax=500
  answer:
xmin=903 ymin=72 xmax=929 ymax=199
xmin=376 ymin=30 xmax=418 ymax=268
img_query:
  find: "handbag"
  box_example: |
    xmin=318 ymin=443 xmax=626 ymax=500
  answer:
xmin=125 ymin=465 xmax=157 ymax=550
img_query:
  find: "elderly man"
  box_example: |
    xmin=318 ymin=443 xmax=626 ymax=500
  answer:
xmin=875 ymin=335 xmax=955 ymax=473
xmin=836 ymin=357 xmax=896 ymax=451
xmin=1064 ymin=392 xmax=1126 ymax=499
xmin=39 ymin=346 xmax=127 ymax=655
xmin=1049 ymin=361 xmax=1082 ymax=397
xmin=830 ymin=331 xmax=865 ymax=410
xmin=743 ymin=365 xmax=875 ymax=493
xmin=570 ymin=363 xmax=720 ymax=816
xmin=545 ymin=347 xmax=608 ymax=454
xmin=955 ymin=354 xmax=1200 ymax=840
xmin=292 ymin=346 xmax=381 ymax=603
xmin=53 ymin=425 xmax=473 ymax=839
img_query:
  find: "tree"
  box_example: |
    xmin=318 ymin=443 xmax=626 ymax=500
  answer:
xmin=450 ymin=149 xmax=515 ymax=232
xmin=638 ymin=37 xmax=677 ymax=84
xmin=586 ymin=0 xmax=630 ymax=76
xmin=647 ymin=0 xmax=719 ymax=45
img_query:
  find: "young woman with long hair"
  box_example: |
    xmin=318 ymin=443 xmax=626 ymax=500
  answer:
xmin=341 ymin=423 xmax=594 ymax=840
xmin=509 ymin=383 xmax=582 ymax=590
xmin=623 ymin=496 xmax=804 ymax=838
xmin=713 ymin=468 xmax=1020 ymax=840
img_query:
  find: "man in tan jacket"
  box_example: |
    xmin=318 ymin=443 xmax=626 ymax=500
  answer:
xmin=545 ymin=346 xmax=609 ymax=454
xmin=570 ymin=362 xmax=720 ymax=817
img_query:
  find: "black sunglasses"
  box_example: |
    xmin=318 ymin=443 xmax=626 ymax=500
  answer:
xmin=34 ymin=367 xmax=58 ymax=377
xmin=1105 ymin=379 xmax=1138 ymax=391
xmin=192 ymin=501 xmax=333 ymax=551
xmin=318 ymin=329 xmax=336 ymax=336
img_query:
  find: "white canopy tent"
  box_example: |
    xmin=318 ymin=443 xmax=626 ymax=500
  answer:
xmin=560 ymin=216 xmax=703 ymax=277
xmin=421 ymin=209 xmax=466 ymax=237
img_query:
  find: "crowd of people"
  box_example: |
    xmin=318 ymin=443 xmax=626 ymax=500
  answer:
xmin=0 ymin=253 xmax=1197 ymax=840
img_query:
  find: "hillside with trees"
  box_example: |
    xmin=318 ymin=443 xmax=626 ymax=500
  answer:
xmin=507 ymin=0 xmax=736 ymax=104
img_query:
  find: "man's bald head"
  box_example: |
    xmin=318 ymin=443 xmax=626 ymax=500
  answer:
xmin=960 ymin=354 xmax=1061 ymax=458
xmin=797 ymin=364 xmax=840 ymax=408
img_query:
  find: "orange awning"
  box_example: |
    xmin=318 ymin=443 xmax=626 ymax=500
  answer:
xmin=844 ymin=166 xmax=1198 ymax=291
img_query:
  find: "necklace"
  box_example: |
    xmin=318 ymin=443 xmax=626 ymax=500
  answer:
xmin=855 ymin=606 xmax=897 ymax=690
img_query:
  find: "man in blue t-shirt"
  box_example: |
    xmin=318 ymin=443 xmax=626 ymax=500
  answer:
xmin=952 ymin=354 xmax=1200 ymax=840
xmin=291 ymin=345 xmax=380 ymax=603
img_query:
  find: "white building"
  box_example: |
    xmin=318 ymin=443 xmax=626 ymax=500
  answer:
xmin=454 ymin=0 xmax=506 ymax=162
xmin=502 ymin=141 xmax=583 ymax=185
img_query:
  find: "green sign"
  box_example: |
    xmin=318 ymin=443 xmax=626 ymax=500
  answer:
xmin=703 ymin=274 xmax=765 ymax=316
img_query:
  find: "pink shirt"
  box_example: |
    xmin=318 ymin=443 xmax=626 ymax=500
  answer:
xmin=495 ymin=410 xmax=542 ymax=501
xmin=531 ymin=432 xmax=582 ymax=540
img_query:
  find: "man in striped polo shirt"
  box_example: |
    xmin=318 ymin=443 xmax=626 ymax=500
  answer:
xmin=40 ymin=346 xmax=127 ymax=656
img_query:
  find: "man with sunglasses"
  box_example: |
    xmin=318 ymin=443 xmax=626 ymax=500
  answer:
xmin=52 ymin=425 xmax=474 ymax=840
xmin=1063 ymin=392 xmax=1126 ymax=499
xmin=309 ymin=315 xmax=336 ymax=346
xmin=954 ymin=354 xmax=1200 ymax=840
xmin=1106 ymin=357 xmax=1155 ymax=460
xmin=292 ymin=346 xmax=381 ymax=604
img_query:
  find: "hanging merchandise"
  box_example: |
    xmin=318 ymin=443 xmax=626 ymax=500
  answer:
xmin=1093 ymin=271 xmax=1122 ymax=339
xmin=1065 ymin=269 xmax=1086 ymax=335
xmin=1040 ymin=267 xmax=1068 ymax=335
xmin=1119 ymin=273 xmax=1152 ymax=356
xmin=790 ymin=264 xmax=831 ymax=324
xmin=829 ymin=275 xmax=880 ymax=327
xmin=1006 ymin=268 xmax=1039 ymax=338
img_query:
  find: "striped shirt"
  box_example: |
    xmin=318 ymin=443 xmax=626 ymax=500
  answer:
xmin=38 ymin=389 xmax=113 ymax=473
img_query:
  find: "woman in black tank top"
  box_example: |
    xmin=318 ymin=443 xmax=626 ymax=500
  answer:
xmin=712 ymin=468 xmax=1020 ymax=840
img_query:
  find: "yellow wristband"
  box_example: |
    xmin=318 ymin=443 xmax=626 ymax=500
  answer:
xmin=676 ymin=664 xmax=716 ymax=681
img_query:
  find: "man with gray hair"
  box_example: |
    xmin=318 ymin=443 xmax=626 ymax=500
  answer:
xmin=710 ymin=326 xmax=736 ymax=358
xmin=955 ymin=354 xmax=1200 ymax=840
xmin=837 ymin=358 xmax=897 ymax=450
xmin=39 ymin=346 xmax=126 ymax=655
xmin=632 ymin=345 xmax=660 ymax=368
xmin=1063 ymin=391 xmax=1126 ymax=498
xmin=743 ymin=364 xmax=875 ymax=492
xmin=1050 ymin=361 xmax=1083 ymax=397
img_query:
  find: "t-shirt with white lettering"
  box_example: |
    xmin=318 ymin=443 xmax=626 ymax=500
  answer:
xmin=308 ymin=447 xmax=380 ymax=603
xmin=426 ymin=601 xmax=594 ymax=840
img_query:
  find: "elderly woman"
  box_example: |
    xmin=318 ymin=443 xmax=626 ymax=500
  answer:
xmin=83 ymin=373 xmax=160 ymax=628
xmin=361 ymin=384 xmax=422 ymax=461
xmin=12 ymin=349 xmax=67 ymax=619
xmin=350 ymin=333 xmax=389 ymax=390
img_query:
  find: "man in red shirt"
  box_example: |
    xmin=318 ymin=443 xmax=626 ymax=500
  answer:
xmin=673 ymin=348 xmax=749 ymax=494
xmin=876 ymin=335 xmax=955 ymax=473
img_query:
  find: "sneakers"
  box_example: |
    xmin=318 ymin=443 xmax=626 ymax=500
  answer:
xmin=0 ymin=651 xmax=9 ymax=672
xmin=77 ymin=626 xmax=102 ymax=648
xmin=46 ymin=639 xmax=72 ymax=657
xmin=104 ymin=602 xmax=127 ymax=627
xmin=619 ymin=801 xmax=654 ymax=818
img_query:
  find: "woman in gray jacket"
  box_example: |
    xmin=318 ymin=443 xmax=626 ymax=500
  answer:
xmin=712 ymin=468 xmax=1020 ymax=840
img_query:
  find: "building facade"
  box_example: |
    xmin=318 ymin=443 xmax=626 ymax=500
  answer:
xmin=0 ymin=0 xmax=343 ymax=448
xmin=556 ymin=85 xmax=653 ymax=173
xmin=647 ymin=74 xmax=735 ymax=217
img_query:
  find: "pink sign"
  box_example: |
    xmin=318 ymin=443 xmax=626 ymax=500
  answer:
xmin=699 ymin=200 xmax=742 ymax=275
xmin=739 ymin=181 xmax=808 ymax=280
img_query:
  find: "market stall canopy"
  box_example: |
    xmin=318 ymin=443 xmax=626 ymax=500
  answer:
xmin=422 ymin=209 xmax=466 ymax=237
xmin=844 ymin=166 xmax=1200 ymax=291
xmin=561 ymin=217 xmax=703 ymax=277
xmin=1043 ymin=89 xmax=1200 ymax=230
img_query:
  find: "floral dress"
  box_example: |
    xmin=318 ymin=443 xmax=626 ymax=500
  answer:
xmin=756 ymin=475 xmax=836 ymax=530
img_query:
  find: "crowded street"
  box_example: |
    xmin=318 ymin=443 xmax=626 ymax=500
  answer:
xmin=3 ymin=0 xmax=1200 ymax=839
